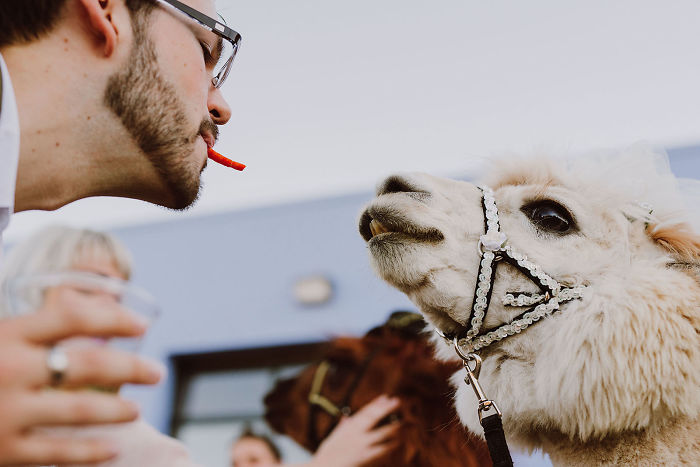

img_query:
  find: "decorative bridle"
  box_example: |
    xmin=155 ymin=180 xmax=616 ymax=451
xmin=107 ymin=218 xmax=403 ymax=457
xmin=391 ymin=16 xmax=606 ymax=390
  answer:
xmin=434 ymin=186 xmax=587 ymax=467
xmin=436 ymin=186 xmax=586 ymax=353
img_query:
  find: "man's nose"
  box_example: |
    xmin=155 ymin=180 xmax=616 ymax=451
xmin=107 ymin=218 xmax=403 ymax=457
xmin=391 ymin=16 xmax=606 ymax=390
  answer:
xmin=208 ymin=87 xmax=232 ymax=125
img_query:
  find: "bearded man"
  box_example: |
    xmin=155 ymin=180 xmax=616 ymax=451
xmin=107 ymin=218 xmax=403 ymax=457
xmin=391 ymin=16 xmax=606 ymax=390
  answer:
xmin=0 ymin=0 xmax=238 ymax=464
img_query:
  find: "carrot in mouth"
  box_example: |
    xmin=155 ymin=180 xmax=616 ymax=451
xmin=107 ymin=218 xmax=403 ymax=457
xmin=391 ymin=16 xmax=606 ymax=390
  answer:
xmin=207 ymin=147 xmax=246 ymax=171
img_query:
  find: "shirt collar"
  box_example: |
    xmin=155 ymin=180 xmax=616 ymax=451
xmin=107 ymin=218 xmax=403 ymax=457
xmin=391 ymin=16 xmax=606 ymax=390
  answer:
xmin=0 ymin=51 xmax=20 ymax=212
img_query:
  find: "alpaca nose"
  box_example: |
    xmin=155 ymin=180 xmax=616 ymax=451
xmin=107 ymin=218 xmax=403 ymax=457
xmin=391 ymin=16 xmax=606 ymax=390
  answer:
xmin=376 ymin=174 xmax=430 ymax=197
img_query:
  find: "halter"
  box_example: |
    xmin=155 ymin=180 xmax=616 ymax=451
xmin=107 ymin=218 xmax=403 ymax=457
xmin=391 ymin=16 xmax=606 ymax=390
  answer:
xmin=436 ymin=186 xmax=586 ymax=354
xmin=306 ymin=347 xmax=381 ymax=448
xmin=306 ymin=312 xmax=423 ymax=447
xmin=431 ymin=186 xmax=586 ymax=467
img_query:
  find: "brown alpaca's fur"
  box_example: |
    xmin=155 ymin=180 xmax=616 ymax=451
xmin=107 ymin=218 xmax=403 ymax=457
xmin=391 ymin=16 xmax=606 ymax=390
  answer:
xmin=264 ymin=314 xmax=491 ymax=467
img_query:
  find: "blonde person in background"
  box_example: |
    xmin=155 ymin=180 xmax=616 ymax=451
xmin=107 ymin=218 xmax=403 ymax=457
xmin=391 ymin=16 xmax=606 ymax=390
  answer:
xmin=0 ymin=225 xmax=201 ymax=466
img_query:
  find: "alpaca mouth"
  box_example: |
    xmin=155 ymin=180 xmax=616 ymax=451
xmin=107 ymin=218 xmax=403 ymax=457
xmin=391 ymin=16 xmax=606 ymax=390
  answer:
xmin=359 ymin=208 xmax=444 ymax=243
xmin=369 ymin=219 xmax=391 ymax=237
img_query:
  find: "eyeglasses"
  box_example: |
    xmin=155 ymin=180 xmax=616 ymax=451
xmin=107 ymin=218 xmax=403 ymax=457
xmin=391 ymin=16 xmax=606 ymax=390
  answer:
xmin=157 ymin=0 xmax=241 ymax=88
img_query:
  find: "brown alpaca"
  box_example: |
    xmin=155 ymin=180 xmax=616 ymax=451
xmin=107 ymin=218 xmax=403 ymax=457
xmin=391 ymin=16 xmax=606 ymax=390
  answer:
xmin=264 ymin=312 xmax=491 ymax=466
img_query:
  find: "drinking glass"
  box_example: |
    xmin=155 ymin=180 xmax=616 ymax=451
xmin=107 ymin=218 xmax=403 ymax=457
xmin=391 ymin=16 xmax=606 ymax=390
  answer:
xmin=2 ymin=271 xmax=160 ymax=353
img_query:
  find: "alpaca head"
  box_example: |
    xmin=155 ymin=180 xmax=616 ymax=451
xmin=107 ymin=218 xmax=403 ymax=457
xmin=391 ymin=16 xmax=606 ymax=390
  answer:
xmin=359 ymin=150 xmax=700 ymax=445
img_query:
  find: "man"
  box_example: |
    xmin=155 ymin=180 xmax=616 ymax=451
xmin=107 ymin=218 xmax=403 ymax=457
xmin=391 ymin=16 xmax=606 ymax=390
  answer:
xmin=0 ymin=0 xmax=237 ymax=464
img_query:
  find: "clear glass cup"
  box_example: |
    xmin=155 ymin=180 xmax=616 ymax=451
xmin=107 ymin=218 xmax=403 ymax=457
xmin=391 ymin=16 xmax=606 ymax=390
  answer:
xmin=2 ymin=271 xmax=160 ymax=353
xmin=3 ymin=271 xmax=161 ymax=467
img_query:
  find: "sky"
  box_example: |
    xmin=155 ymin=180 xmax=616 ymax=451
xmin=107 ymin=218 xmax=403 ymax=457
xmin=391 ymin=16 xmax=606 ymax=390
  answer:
xmin=6 ymin=0 xmax=700 ymax=242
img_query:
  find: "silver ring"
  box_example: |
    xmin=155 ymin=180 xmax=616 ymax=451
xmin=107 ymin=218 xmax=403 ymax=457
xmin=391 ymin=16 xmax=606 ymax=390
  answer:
xmin=46 ymin=346 xmax=69 ymax=386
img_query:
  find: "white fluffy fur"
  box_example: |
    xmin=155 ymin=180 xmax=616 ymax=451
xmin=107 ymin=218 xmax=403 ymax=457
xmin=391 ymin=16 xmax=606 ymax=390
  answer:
xmin=362 ymin=148 xmax=700 ymax=465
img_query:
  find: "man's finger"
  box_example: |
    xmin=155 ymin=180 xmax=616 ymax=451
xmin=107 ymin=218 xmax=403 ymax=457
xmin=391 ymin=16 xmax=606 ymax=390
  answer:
xmin=0 ymin=342 xmax=162 ymax=389
xmin=11 ymin=390 xmax=139 ymax=429
xmin=366 ymin=421 xmax=400 ymax=445
xmin=58 ymin=346 xmax=164 ymax=388
xmin=362 ymin=439 xmax=400 ymax=464
xmin=350 ymin=395 xmax=401 ymax=430
xmin=2 ymin=435 xmax=119 ymax=465
xmin=9 ymin=292 xmax=148 ymax=343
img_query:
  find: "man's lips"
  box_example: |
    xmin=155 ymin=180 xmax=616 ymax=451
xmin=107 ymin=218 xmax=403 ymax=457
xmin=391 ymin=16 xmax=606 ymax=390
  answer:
xmin=200 ymin=131 xmax=215 ymax=148
xmin=198 ymin=129 xmax=247 ymax=171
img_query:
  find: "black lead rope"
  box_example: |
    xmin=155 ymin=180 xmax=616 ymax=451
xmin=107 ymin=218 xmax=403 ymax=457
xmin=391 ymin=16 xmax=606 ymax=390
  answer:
xmin=481 ymin=414 xmax=513 ymax=467
xmin=458 ymin=347 xmax=513 ymax=467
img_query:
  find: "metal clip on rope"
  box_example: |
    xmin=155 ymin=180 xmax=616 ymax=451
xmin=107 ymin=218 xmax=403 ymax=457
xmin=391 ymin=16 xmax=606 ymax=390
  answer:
xmin=454 ymin=338 xmax=513 ymax=467
xmin=454 ymin=342 xmax=501 ymax=422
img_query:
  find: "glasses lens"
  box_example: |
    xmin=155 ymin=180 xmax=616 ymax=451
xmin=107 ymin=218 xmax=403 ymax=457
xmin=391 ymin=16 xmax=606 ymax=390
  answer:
xmin=213 ymin=37 xmax=237 ymax=88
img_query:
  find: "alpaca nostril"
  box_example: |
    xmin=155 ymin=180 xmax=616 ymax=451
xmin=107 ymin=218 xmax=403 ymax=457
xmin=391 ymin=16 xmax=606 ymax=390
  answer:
xmin=377 ymin=175 xmax=429 ymax=197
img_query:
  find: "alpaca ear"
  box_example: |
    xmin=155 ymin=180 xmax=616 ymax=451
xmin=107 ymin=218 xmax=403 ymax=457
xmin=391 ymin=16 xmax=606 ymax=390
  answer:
xmin=648 ymin=222 xmax=700 ymax=265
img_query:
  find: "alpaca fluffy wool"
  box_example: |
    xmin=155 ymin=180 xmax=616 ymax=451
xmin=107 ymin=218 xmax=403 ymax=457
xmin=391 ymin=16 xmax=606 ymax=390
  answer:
xmin=361 ymin=148 xmax=700 ymax=465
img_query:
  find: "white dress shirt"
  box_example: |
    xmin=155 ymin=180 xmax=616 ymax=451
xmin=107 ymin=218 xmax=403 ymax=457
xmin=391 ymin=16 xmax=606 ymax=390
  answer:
xmin=0 ymin=52 xmax=20 ymax=260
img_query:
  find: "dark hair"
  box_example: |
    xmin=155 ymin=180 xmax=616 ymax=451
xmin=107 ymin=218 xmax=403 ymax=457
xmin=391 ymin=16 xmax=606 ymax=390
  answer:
xmin=235 ymin=427 xmax=282 ymax=461
xmin=0 ymin=0 xmax=156 ymax=48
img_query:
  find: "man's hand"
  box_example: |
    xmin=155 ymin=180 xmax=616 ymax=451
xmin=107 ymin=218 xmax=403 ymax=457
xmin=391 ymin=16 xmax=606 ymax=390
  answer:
xmin=0 ymin=292 xmax=164 ymax=466
xmin=309 ymin=395 xmax=401 ymax=467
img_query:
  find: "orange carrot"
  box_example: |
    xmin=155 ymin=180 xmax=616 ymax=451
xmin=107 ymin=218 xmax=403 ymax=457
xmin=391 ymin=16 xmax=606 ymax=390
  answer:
xmin=207 ymin=147 xmax=246 ymax=171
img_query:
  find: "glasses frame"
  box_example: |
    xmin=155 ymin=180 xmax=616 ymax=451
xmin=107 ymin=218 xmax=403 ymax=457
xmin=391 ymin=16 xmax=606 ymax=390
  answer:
xmin=157 ymin=0 xmax=241 ymax=88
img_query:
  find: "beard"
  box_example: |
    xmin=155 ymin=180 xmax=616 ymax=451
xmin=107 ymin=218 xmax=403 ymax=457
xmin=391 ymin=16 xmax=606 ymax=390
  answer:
xmin=103 ymin=12 xmax=209 ymax=210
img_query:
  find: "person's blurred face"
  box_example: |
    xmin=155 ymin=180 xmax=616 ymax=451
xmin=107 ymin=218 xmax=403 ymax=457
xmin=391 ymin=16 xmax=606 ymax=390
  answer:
xmin=105 ymin=0 xmax=232 ymax=209
xmin=39 ymin=252 xmax=128 ymax=357
xmin=42 ymin=253 xmax=127 ymax=309
xmin=230 ymin=438 xmax=280 ymax=467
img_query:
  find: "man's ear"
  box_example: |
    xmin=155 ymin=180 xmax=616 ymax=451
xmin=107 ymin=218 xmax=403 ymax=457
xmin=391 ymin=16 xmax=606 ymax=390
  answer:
xmin=78 ymin=0 xmax=119 ymax=57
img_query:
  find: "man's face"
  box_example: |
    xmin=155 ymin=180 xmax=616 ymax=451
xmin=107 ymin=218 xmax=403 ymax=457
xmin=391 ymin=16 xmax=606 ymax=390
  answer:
xmin=231 ymin=438 xmax=280 ymax=467
xmin=104 ymin=0 xmax=231 ymax=209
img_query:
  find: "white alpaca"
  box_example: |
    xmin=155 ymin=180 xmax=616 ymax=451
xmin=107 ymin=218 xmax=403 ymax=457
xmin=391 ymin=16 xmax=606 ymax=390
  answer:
xmin=359 ymin=149 xmax=700 ymax=466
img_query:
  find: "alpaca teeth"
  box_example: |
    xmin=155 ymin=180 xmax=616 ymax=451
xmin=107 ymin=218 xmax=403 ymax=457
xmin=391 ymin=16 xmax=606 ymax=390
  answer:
xmin=370 ymin=219 xmax=390 ymax=237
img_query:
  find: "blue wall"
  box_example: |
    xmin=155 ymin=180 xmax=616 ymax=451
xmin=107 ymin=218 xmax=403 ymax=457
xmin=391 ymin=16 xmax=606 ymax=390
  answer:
xmin=116 ymin=192 xmax=415 ymax=431
xmin=116 ymin=147 xmax=700 ymax=431
xmin=668 ymin=145 xmax=700 ymax=176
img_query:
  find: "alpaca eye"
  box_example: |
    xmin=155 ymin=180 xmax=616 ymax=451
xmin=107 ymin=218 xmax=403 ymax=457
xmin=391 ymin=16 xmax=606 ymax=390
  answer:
xmin=522 ymin=201 xmax=575 ymax=233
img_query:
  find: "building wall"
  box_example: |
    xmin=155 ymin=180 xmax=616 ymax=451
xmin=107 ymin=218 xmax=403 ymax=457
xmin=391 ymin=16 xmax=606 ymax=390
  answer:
xmin=117 ymin=190 xmax=414 ymax=433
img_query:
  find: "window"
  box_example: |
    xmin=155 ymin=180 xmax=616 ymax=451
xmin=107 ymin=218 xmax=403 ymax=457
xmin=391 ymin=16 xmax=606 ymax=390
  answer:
xmin=170 ymin=342 xmax=329 ymax=466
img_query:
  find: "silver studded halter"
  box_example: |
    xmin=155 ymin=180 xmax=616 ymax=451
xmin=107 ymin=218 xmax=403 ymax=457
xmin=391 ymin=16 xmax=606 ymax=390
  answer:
xmin=437 ymin=186 xmax=586 ymax=354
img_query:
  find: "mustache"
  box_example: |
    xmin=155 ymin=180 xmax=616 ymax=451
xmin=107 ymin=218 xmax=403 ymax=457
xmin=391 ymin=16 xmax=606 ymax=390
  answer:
xmin=197 ymin=119 xmax=219 ymax=143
